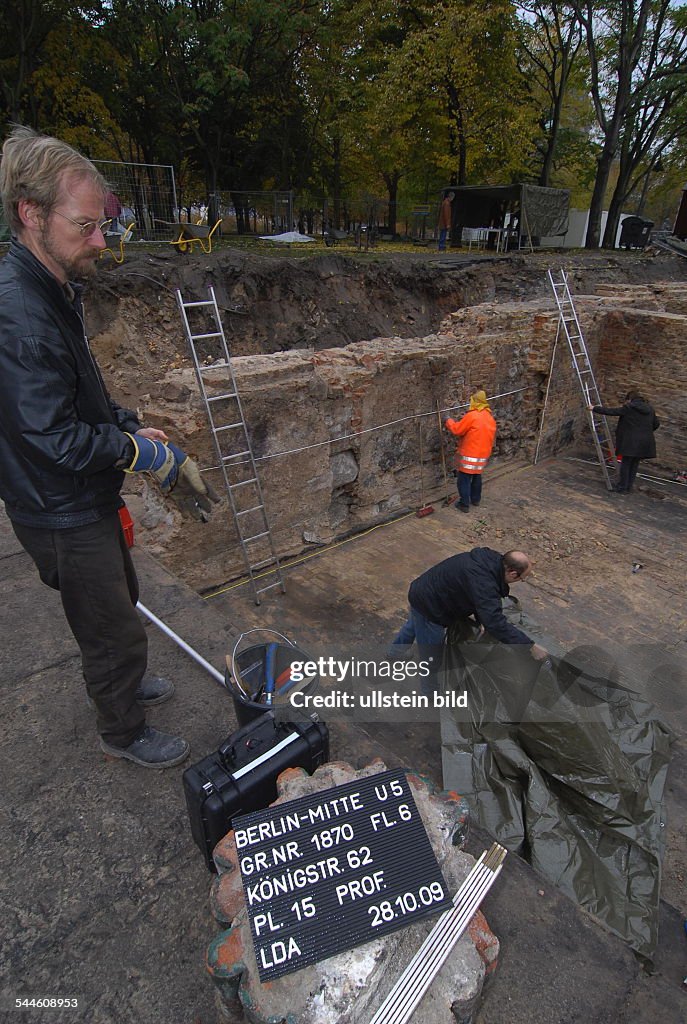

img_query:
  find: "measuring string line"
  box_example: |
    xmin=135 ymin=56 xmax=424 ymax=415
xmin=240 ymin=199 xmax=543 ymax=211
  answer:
xmin=197 ymin=386 xmax=533 ymax=474
xmin=369 ymin=844 xmax=507 ymax=1024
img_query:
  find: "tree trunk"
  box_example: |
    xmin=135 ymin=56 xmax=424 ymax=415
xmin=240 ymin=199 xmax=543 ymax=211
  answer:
xmin=585 ymin=144 xmax=615 ymax=248
xmin=603 ymin=162 xmax=635 ymax=248
xmin=332 ymin=136 xmax=342 ymax=227
xmin=539 ymin=78 xmax=566 ymax=187
xmin=603 ymin=188 xmax=625 ymax=248
xmin=383 ymin=171 xmax=400 ymax=236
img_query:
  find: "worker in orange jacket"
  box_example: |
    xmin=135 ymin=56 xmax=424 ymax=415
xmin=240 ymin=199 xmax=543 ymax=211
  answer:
xmin=444 ymin=390 xmax=497 ymax=512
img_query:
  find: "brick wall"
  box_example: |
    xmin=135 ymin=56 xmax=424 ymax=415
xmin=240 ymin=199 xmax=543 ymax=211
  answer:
xmin=132 ymin=284 xmax=686 ymax=588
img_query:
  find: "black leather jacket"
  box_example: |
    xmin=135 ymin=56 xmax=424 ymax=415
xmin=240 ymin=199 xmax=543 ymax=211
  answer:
xmin=409 ymin=546 xmax=533 ymax=645
xmin=0 ymin=239 xmax=139 ymax=528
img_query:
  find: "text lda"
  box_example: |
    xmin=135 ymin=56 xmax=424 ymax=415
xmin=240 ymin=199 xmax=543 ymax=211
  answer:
xmin=260 ymin=936 xmax=302 ymax=968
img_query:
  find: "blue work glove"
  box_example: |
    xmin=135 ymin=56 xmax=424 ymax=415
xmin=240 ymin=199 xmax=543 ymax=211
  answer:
xmin=124 ymin=433 xmax=179 ymax=493
xmin=167 ymin=442 xmax=220 ymax=520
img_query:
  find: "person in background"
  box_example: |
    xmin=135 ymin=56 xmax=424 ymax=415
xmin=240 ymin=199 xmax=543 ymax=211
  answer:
xmin=104 ymin=190 xmax=122 ymax=231
xmin=391 ymin=548 xmax=549 ymax=664
xmin=590 ymin=391 xmax=660 ymax=493
xmin=0 ymin=126 xmax=218 ymax=769
xmin=445 ymin=390 xmax=497 ymax=512
xmin=437 ymin=190 xmax=455 ymax=251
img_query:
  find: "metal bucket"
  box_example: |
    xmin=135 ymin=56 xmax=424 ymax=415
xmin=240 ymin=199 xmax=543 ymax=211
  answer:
xmin=225 ymin=629 xmax=319 ymax=727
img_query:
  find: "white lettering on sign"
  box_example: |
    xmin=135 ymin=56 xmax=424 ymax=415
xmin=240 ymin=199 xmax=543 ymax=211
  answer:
xmin=246 ymin=857 xmax=343 ymax=905
xmin=235 ymin=768 xmax=451 ymax=982
xmin=259 ymin=937 xmax=302 ymax=968
xmin=306 ymin=792 xmax=364 ymax=824
xmin=370 ymin=803 xmax=412 ymax=830
xmin=373 ymin=779 xmax=404 ymax=801
xmin=335 ymin=870 xmax=385 ymax=905
xmin=240 ymin=840 xmax=302 ymax=875
xmin=253 ymin=911 xmax=283 ymax=936
xmin=235 ymin=811 xmax=302 ymax=849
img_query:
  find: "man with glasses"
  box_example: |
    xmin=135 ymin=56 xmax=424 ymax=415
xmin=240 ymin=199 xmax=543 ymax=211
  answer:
xmin=0 ymin=127 xmax=214 ymax=769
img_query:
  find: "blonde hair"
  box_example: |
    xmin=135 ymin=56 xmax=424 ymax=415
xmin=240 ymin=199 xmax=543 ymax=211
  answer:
xmin=0 ymin=125 xmax=106 ymax=234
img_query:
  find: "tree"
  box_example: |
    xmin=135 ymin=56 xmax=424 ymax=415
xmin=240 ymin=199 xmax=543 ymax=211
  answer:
xmin=386 ymin=0 xmax=536 ymax=188
xmin=517 ymin=3 xmax=584 ymax=186
xmin=602 ymin=3 xmax=687 ymax=244
xmin=571 ymin=0 xmax=687 ymax=248
xmin=0 ymin=0 xmax=103 ymax=129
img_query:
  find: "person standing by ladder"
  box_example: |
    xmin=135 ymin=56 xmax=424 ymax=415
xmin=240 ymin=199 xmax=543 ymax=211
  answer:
xmin=589 ymin=391 xmax=660 ymax=493
xmin=445 ymin=390 xmax=497 ymax=512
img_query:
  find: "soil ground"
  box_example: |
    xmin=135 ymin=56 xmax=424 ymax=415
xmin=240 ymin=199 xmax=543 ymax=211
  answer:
xmin=89 ymin=244 xmax=687 ymax=402
xmin=2 ymin=243 xmax=686 ymax=1023
xmin=1 ymin=456 xmax=685 ymax=1024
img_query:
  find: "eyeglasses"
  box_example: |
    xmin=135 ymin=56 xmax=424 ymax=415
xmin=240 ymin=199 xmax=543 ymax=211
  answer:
xmin=52 ymin=210 xmax=112 ymax=237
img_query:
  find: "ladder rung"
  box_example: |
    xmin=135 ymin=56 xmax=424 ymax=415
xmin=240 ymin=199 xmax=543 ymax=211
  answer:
xmin=256 ymin=580 xmax=283 ymax=595
xmin=251 ymin=557 xmax=279 ymax=570
xmin=191 ymin=332 xmax=223 ymax=341
xmin=214 ymin=422 xmax=243 ymax=432
xmin=199 ymin=361 xmax=229 ymax=371
xmin=236 ymin=505 xmax=263 ymax=516
xmin=222 ymin=450 xmax=250 ymax=461
xmin=243 ymin=531 xmax=269 ymax=543
xmin=229 ymin=478 xmax=258 ymax=489
xmin=183 ymin=299 xmax=215 ymax=308
xmin=208 ymin=393 xmax=237 ymax=403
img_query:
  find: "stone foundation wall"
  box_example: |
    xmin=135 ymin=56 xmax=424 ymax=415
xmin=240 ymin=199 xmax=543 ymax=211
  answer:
xmin=129 ymin=283 xmax=686 ymax=590
xmin=592 ymin=283 xmax=687 ymax=472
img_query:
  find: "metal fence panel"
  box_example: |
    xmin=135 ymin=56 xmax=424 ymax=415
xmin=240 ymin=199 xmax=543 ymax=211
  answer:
xmin=93 ymin=160 xmax=178 ymax=241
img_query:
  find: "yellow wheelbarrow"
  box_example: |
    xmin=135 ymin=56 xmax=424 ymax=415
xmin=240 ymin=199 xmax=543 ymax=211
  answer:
xmin=170 ymin=219 xmax=222 ymax=254
xmin=99 ymin=223 xmax=135 ymax=264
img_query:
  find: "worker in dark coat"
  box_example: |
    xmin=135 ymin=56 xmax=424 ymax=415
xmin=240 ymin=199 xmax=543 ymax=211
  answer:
xmin=591 ymin=391 xmax=660 ymax=493
xmin=391 ymin=548 xmax=548 ymax=666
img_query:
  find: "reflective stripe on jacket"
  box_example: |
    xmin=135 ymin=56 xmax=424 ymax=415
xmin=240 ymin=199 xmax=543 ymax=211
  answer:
xmin=445 ymin=408 xmax=497 ymax=474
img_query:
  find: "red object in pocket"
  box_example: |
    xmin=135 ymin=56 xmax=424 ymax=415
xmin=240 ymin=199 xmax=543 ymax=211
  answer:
xmin=118 ymin=505 xmax=135 ymax=548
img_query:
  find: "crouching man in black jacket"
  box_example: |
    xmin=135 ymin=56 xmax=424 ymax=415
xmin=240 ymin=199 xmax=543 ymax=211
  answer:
xmin=391 ymin=548 xmax=548 ymax=666
xmin=0 ymin=127 xmax=216 ymax=768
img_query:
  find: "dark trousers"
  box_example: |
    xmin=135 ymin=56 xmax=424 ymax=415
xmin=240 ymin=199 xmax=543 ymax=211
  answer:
xmin=392 ymin=606 xmax=446 ymax=679
xmin=457 ymin=471 xmax=483 ymax=507
xmin=619 ymin=456 xmax=641 ymax=492
xmin=12 ymin=512 xmax=147 ymax=746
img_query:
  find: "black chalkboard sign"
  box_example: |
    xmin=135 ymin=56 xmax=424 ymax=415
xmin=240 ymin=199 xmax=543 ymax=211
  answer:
xmin=233 ymin=767 xmax=452 ymax=982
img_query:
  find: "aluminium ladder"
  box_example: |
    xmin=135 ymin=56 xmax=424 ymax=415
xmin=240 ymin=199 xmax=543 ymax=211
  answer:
xmin=176 ymin=287 xmax=286 ymax=604
xmin=546 ymin=269 xmax=616 ymax=490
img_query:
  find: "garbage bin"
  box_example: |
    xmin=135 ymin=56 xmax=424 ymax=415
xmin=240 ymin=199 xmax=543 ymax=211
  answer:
xmin=619 ymin=216 xmax=653 ymax=249
xmin=225 ymin=629 xmax=319 ymax=726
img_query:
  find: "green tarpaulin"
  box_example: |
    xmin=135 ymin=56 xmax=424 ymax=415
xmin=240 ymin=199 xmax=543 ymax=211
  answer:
xmin=440 ymin=602 xmax=673 ymax=960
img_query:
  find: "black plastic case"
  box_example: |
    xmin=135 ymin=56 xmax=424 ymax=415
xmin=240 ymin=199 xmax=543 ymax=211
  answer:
xmin=183 ymin=713 xmax=329 ymax=871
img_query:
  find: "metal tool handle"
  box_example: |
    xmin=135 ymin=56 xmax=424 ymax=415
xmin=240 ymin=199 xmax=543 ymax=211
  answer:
xmin=230 ymin=627 xmax=296 ymax=666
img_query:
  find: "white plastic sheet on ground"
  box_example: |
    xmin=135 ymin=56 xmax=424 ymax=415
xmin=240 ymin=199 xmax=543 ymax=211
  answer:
xmin=258 ymin=231 xmax=315 ymax=243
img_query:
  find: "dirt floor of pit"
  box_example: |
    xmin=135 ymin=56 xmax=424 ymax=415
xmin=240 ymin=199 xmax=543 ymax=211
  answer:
xmin=1 ymin=456 xmax=685 ymax=1024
